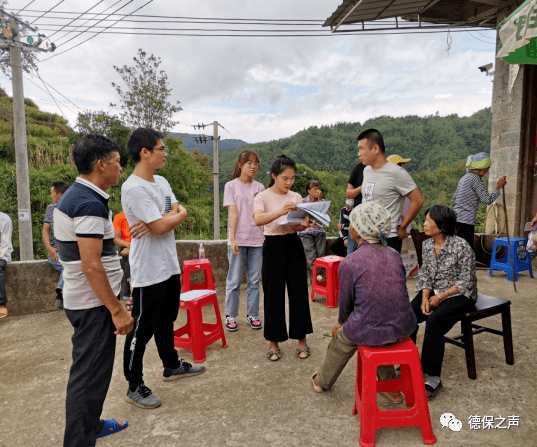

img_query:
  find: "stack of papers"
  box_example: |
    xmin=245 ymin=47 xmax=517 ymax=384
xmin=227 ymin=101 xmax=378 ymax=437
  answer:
xmin=279 ymin=200 xmax=331 ymax=226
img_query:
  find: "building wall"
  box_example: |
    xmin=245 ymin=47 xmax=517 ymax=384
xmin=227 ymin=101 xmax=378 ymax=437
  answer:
xmin=487 ymin=53 xmax=524 ymax=236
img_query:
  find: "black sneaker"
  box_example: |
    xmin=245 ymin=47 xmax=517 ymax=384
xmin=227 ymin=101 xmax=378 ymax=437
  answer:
xmin=125 ymin=384 xmax=161 ymax=409
xmin=425 ymin=381 xmax=443 ymax=400
xmin=163 ymin=360 xmax=206 ymax=382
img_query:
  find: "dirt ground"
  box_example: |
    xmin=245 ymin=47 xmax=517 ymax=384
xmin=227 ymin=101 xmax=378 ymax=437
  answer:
xmin=0 ymin=269 xmax=536 ymax=447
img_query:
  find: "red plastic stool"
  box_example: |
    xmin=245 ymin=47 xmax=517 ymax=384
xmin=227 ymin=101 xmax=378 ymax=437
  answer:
xmin=310 ymin=255 xmax=343 ymax=308
xmin=353 ymin=339 xmax=437 ymax=447
xmin=182 ymin=259 xmax=215 ymax=292
xmin=173 ymin=289 xmax=228 ymax=363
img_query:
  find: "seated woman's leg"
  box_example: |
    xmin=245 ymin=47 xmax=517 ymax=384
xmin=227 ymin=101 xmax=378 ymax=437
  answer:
xmin=420 ymin=295 xmax=474 ymax=377
xmin=410 ymin=290 xmax=427 ymax=343
xmin=316 ymin=327 xmax=357 ymax=390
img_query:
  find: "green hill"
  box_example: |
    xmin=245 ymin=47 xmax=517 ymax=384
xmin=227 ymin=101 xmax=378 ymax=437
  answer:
xmin=218 ymin=108 xmax=492 ymax=176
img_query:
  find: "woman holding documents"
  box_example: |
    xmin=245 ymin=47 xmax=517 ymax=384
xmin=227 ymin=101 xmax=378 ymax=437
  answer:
xmin=254 ymin=155 xmax=314 ymax=361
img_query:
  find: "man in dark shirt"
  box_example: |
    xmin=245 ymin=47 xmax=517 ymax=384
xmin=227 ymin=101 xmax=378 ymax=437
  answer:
xmin=42 ymin=180 xmax=70 ymax=309
xmin=345 ymin=162 xmax=365 ymax=255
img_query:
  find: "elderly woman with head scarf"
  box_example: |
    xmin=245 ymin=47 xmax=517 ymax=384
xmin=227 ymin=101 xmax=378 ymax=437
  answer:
xmin=311 ymin=202 xmax=417 ymax=404
xmin=452 ymin=152 xmax=506 ymax=250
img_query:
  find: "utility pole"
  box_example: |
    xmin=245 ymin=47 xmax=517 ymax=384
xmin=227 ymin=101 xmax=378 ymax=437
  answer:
xmin=213 ymin=121 xmax=220 ymax=240
xmin=193 ymin=122 xmax=221 ymax=240
xmin=0 ymin=12 xmax=54 ymax=260
xmin=10 ymin=19 xmax=33 ymax=260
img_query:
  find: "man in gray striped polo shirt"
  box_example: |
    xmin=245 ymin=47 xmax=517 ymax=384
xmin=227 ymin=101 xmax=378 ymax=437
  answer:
xmin=452 ymin=152 xmax=506 ymax=250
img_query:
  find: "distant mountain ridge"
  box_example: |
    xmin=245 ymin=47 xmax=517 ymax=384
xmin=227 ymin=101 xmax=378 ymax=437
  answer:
xmin=171 ymin=132 xmax=248 ymax=154
xmin=217 ymin=108 xmax=493 ymax=175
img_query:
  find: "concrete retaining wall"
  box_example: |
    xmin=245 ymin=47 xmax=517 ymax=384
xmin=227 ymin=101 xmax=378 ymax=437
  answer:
xmin=5 ymin=236 xmax=417 ymax=317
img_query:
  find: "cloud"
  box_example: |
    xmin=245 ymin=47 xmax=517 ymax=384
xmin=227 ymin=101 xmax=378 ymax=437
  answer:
xmin=3 ymin=0 xmax=498 ymax=143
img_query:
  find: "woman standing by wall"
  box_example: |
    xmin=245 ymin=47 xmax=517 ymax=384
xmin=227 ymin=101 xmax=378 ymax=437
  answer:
xmin=223 ymin=150 xmax=265 ymax=332
xmin=253 ymin=155 xmax=314 ymax=361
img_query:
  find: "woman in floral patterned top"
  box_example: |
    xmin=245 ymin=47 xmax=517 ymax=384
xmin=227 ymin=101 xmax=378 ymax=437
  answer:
xmin=411 ymin=204 xmax=477 ymax=400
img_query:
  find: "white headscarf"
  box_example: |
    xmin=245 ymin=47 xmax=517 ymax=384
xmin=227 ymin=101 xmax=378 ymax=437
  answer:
xmin=349 ymin=201 xmax=391 ymax=246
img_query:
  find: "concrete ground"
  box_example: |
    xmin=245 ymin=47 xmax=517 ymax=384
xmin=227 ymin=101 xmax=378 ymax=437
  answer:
xmin=1 ymin=269 xmax=536 ymax=447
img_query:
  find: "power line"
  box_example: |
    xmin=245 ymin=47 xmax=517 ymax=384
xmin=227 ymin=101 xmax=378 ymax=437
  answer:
xmin=38 ymin=0 xmax=154 ymax=63
xmin=23 ymin=73 xmax=77 ymax=117
xmin=13 ymin=0 xmax=37 ymax=17
xmin=10 ymin=9 xmax=325 ymax=22
xmin=51 ymin=0 xmax=127 ymax=46
xmin=29 ymin=27 xmax=488 ymax=38
xmin=29 ymin=0 xmax=65 ymax=25
xmin=46 ymin=0 xmax=107 ymax=39
xmin=23 ymin=54 xmax=67 ymax=119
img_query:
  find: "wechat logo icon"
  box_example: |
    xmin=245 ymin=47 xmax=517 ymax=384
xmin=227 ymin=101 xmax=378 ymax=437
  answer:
xmin=440 ymin=413 xmax=462 ymax=432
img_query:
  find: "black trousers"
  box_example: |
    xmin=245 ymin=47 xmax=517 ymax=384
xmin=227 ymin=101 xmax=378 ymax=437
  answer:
xmin=410 ymin=290 xmax=475 ymax=377
xmin=64 ymin=306 xmax=116 ymax=447
xmin=386 ymin=236 xmax=403 ymax=253
xmin=262 ymin=234 xmax=313 ymax=342
xmin=456 ymin=222 xmax=475 ymax=251
xmin=330 ymin=237 xmax=347 ymax=258
xmin=124 ymin=274 xmax=182 ymax=387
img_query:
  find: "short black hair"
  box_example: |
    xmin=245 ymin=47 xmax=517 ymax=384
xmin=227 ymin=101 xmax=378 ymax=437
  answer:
xmin=51 ymin=181 xmax=70 ymax=194
xmin=306 ymin=180 xmax=320 ymax=191
xmin=72 ymin=134 xmax=120 ymax=175
xmin=425 ymin=204 xmax=457 ymax=237
xmin=357 ymin=128 xmax=385 ymax=153
xmin=126 ymin=128 xmax=164 ymax=163
xmin=268 ymin=154 xmax=296 ymax=187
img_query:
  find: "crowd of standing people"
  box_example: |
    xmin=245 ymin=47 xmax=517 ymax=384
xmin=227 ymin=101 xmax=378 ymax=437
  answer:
xmin=0 ymin=124 xmax=526 ymax=447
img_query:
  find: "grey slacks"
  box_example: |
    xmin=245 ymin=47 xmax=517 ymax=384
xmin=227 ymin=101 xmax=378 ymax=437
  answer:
xmin=316 ymin=327 xmax=397 ymax=390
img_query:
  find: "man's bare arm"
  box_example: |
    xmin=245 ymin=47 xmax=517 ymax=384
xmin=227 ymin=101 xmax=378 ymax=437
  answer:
xmin=78 ymin=237 xmax=133 ymax=335
xmin=346 ymin=183 xmax=362 ymax=200
xmin=42 ymin=222 xmax=58 ymax=262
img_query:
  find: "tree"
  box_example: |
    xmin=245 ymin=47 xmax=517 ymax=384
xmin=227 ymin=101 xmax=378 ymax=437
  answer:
xmin=74 ymin=110 xmax=131 ymax=165
xmin=111 ymin=49 xmax=182 ymax=132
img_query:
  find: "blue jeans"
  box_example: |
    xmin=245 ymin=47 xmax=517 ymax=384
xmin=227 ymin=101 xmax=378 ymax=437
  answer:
xmin=346 ymin=237 xmax=357 ymax=256
xmin=225 ymin=245 xmax=263 ymax=318
xmin=47 ymin=254 xmax=64 ymax=291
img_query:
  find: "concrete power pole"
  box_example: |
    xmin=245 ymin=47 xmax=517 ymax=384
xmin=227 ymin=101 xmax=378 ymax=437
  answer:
xmin=9 ymin=19 xmax=33 ymax=260
xmin=213 ymin=121 xmax=220 ymax=240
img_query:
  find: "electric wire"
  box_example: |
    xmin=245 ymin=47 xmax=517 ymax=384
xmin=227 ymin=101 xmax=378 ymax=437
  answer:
xmin=29 ymin=0 xmax=65 ymax=25
xmin=24 ymin=53 xmax=68 ymax=120
xmin=12 ymin=0 xmax=37 ymax=17
xmin=54 ymin=0 xmax=135 ymax=47
xmin=46 ymin=0 xmax=107 ymax=39
xmin=51 ymin=0 xmax=127 ymax=46
xmin=38 ymin=0 xmax=154 ymax=64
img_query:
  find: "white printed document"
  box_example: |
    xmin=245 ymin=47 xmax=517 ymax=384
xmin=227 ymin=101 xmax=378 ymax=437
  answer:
xmin=279 ymin=200 xmax=331 ymax=226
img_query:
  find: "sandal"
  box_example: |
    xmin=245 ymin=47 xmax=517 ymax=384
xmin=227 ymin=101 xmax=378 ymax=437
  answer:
xmin=126 ymin=298 xmax=133 ymax=312
xmin=296 ymin=346 xmax=310 ymax=359
xmin=95 ymin=419 xmax=128 ymax=439
xmin=267 ymin=349 xmax=281 ymax=361
xmin=0 ymin=307 xmax=6 ymax=319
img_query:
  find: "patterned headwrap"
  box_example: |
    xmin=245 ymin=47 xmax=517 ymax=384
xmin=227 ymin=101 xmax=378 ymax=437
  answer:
xmin=349 ymin=201 xmax=391 ymax=246
xmin=466 ymin=152 xmax=491 ymax=170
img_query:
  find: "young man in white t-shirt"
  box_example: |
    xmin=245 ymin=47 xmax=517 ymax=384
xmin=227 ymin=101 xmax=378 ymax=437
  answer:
xmin=121 ymin=128 xmax=205 ymax=410
xmin=358 ymin=129 xmax=424 ymax=252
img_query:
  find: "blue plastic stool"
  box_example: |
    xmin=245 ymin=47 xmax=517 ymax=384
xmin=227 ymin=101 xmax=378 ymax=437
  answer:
xmin=489 ymin=237 xmax=534 ymax=282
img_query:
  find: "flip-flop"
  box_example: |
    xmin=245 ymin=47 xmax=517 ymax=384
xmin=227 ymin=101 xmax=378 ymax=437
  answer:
xmin=95 ymin=419 xmax=128 ymax=439
xmin=0 ymin=307 xmax=7 ymax=319
xmin=126 ymin=298 xmax=133 ymax=312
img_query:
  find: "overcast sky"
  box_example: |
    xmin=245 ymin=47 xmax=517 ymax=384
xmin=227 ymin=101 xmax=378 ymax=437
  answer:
xmin=2 ymin=0 xmax=498 ymax=143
